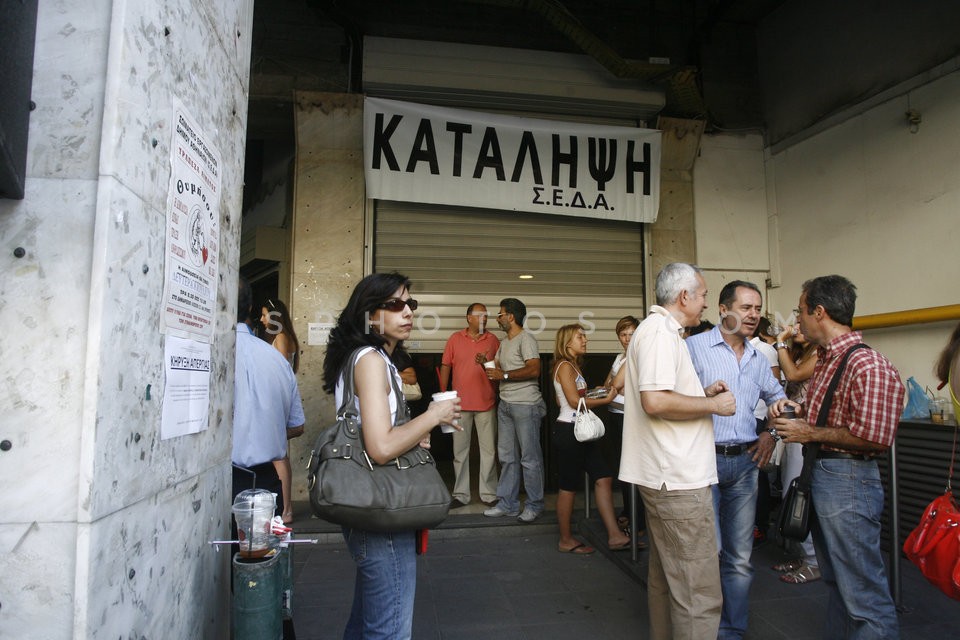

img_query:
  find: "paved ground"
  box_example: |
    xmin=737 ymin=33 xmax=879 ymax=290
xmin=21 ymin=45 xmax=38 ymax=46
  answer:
xmin=282 ymin=502 xmax=960 ymax=639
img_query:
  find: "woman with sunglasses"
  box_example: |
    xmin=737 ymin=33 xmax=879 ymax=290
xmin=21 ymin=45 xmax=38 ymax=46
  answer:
xmin=550 ymin=323 xmax=632 ymax=554
xmin=322 ymin=272 xmax=461 ymax=639
xmin=260 ymin=298 xmax=301 ymax=523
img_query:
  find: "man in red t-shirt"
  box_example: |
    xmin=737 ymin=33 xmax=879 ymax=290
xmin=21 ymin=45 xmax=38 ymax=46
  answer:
xmin=439 ymin=303 xmax=501 ymax=507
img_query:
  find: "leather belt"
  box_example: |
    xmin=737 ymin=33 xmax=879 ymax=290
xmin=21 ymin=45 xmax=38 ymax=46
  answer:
xmin=817 ymin=450 xmax=873 ymax=461
xmin=715 ymin=441 xmax=756 ymax=456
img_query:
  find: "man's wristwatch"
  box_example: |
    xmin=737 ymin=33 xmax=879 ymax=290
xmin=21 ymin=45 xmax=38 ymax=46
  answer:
xmin=503 ymin=372 xmax=509 ymax=380
xmin=774 ymin=341 xmax=788 ymax=350
xmin=767 ymin=427 xmax=782 ymax=441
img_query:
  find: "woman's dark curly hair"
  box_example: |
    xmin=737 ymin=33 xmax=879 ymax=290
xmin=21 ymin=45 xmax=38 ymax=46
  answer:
xmin=935 ymin=321 xmax=960 ymax=388
xmin=322 ymin=272 xmax=411 ymax=393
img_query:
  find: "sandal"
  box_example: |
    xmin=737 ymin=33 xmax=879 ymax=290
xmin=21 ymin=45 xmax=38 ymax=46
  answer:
xmin=558 ymin=542 xmax=595 ymax=555
xmin=780 ymin=564 xmax=821 ymax=584
xmin=771 ymin=558 xmax=803 ymax=573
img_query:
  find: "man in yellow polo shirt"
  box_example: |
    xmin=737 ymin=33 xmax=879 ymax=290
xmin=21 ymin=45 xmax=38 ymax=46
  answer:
xmin=620 ymin=263 xmax=736 ymax=640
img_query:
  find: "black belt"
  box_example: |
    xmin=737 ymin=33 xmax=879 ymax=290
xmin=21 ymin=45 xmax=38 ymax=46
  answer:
xmin=817 ymin=450 xmax=873 ymax=461
xmin=715 ymin=441 xmax=756 ymax=456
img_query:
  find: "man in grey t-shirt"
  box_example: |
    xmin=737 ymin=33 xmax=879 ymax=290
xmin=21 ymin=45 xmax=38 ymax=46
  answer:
xmin=483 ymin=297 xmax=546 ymax=522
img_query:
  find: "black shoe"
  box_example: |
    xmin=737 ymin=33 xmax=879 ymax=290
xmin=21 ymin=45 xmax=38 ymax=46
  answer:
xmin=450 ymin=499 xmax=469 ymax=509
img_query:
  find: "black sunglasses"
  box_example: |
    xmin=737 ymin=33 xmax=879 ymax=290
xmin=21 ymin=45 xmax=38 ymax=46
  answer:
xmin=376 ymin=298 xmax=418 ymax=312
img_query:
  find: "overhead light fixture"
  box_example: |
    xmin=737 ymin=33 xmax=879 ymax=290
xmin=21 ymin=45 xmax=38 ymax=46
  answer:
xmin=518 ymin=274 xmax=534 ymax=280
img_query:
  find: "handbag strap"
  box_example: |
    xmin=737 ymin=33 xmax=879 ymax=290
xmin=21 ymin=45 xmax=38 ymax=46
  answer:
xmin=556 ymin=360 xmax=587 ymax=414
xmin=948 ymin=370 xmax=959 ymax=491
xmin=797 ymin=343 xmax=870 ymax=485
xmin=576 ymin=396 xmax=589 ymax=416
xmin=337 ymin=347 xmax=410 ymax=426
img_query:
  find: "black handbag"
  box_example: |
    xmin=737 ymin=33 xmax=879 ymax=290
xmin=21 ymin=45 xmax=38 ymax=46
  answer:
xmin=777 ymin=343 xmax=869 ymax=541
xmin=306 ymin=348 xmax=451 ymax=532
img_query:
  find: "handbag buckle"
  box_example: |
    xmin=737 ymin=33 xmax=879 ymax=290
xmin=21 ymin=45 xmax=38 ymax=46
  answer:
xmin=395 ymin=455 xmax=412 ymax=470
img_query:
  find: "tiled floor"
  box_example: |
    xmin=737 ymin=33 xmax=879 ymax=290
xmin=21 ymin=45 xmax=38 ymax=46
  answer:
xmin=282 ymin=499 xmax=960 ymax=639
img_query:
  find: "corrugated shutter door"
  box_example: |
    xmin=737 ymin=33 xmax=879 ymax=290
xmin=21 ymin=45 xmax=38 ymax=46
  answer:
xmin=374 ymin=200 xmax=646 ymax=353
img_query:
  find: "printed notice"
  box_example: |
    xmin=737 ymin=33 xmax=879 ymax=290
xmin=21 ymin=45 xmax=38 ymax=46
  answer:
xmin=161 ymin=335 xmax=211 ymax=440
xmin=161 ymin=99 xmax=222 ymax=341
xmin=307 ymin=322 xmax=335 ymax=346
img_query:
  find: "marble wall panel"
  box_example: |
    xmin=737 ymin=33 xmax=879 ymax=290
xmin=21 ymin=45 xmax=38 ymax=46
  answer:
xmin=27 ymin=1 xmax=111 ymax=180
xmin=0 ymin=523 xmax=77 ymax=639
xmin=97 ymin=0 xmax=252 ymax=217
xmin=74 ymin=467 xmax=230 ymax=639
xmin=0 ymin=178 xmax=96 ymax=524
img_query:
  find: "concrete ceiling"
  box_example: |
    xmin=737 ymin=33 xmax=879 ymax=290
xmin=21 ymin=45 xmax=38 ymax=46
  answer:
xmin=247 ymin=0 xmax=787 ymax=142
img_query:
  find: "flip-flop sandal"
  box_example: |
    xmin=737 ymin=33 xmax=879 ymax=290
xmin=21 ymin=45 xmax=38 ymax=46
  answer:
xmin=608 ymin=538 xmax=648 ymax=551
xmin=780 ymin=564 xmax=821 ymax=584
xmin=771 ymin=558 xmax=803 ymax=573
xmin=558 ymin=542 xmax=595 ymax=555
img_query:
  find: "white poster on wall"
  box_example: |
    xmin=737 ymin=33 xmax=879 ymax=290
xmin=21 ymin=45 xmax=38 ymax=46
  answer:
xmin=161 ymin=99 xmax=222 ymax=341
xmin=160 ymin=335 xmax=211 ymax=440
xmin=363 ymin=97 xmax=661 ymax=222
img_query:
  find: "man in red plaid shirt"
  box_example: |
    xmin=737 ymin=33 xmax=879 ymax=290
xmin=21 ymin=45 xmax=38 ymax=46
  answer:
xmin=772 ymin=275 xmax=904 ymax=639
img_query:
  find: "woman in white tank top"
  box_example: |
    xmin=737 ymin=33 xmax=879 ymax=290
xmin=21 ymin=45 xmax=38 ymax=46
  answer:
xmin=550 ymin=323 xmax=635 ymax=554
xmin=321 ymin=273 xmax=461 ymax=639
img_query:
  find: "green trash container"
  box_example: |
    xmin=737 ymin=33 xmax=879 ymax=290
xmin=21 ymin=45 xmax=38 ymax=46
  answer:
xmin=279 ymin=543 xmax=294 ymax=621
xmin=233 ymin=551 xmax=283 ymax=640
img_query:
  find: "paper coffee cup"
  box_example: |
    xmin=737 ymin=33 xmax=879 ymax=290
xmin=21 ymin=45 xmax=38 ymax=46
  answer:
xmin=432 ymin=390 xmax=459 ymax=433
xmin=483 ymin=360 xmax=496 ymax=369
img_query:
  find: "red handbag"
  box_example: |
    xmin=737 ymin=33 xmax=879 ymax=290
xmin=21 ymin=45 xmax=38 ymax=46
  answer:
xmin=903 ymin=423 xmax=960 ymax=600
xmin=903 ymin=490 xmax=960 ymax=600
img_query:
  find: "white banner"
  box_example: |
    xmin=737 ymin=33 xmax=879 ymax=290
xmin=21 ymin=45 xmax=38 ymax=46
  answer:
xmin=363 ymin=98 xmax=661 ymax=223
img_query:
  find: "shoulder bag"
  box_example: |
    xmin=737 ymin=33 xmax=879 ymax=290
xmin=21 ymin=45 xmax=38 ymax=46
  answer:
xmin=306 ymin=348 xmax=451 ymax=532
xmin=903 ymin=375 xmax=960 ymax=600
xmin=778 ymin=343 xmax=868 ymax=541
xmin=574 ymin=396 xmax=606 ymax=442
xmin=401 ymin=381 xmax=422 ymax=402
xmin=556 ymin=360 xmax=606 ymax=442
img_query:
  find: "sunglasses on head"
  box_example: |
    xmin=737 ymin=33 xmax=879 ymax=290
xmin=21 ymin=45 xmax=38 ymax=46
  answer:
xmin=376 ymin=298 xmax=418 ymax=312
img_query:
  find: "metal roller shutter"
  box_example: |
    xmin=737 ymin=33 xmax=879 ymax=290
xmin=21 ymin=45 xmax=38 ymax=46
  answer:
xmin=374 ymin=200 xmax=646 ymax=353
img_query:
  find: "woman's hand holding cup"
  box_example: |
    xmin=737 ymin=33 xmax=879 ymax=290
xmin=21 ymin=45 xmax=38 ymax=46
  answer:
xmin=430 ymin=390 xmax=462 ymax=433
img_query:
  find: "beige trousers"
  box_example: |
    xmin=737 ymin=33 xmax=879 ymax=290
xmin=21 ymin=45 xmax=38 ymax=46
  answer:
xmin=639 ymin=484 xmax=722 ymax=640
xmin=451 ymin=408 xmax=498 ymax=503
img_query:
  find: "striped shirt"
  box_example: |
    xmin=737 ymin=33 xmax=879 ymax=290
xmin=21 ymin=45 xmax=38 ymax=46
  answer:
xmin=805 ymin=331 xmax=904 ymax=452
xmin=687 ymin=326 xmax=785 ymax=444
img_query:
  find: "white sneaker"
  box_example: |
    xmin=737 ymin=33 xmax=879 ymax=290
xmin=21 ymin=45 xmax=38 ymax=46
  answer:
xmin=517 ymin=508 xmax=540 ymax=523
xmin=483 ymin=505 xmax=519 ymax=517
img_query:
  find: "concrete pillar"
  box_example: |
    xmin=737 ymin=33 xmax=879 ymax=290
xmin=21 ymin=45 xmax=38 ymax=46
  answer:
xmin=0 ymin=2 xmax=253 ymax=637
xmin=650 ymin=117 xmax=705 ymax=275
xmin=288 ymin=92 xmax=367 ymax=495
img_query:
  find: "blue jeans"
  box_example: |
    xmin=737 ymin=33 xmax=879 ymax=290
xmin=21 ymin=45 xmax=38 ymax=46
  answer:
xmin=811 ymin=458 xmax=899 ymax=640
xmin=712 ymin=451 xmax=758 ymax=640
xmin=495 ymin=400 xmax=545 ymax=513
xmin=342 ymin=528 xmax=417 ymax=640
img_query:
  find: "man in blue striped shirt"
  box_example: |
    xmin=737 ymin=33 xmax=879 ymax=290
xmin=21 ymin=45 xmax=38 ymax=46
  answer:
xmin=686 ymin=280 xmax=785 ymax=640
